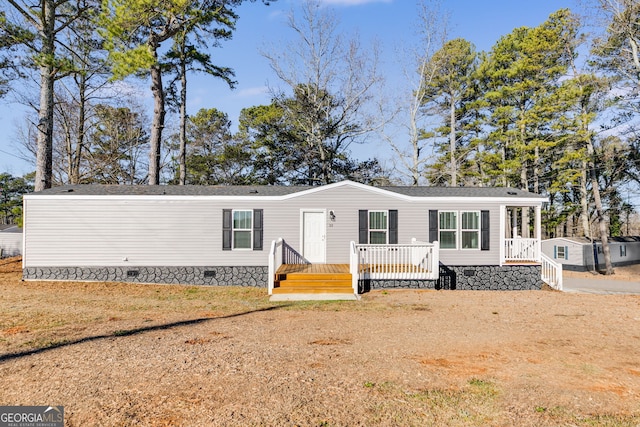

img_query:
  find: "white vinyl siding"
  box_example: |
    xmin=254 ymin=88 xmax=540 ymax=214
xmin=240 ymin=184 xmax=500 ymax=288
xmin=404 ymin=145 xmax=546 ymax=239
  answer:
xmin=24 ymin=183 xmax=518 ymax=267
xmin=369 ymin=211 xmax=388 ymax=244
xmin=233 ymin=210 xmax=253 ymax=249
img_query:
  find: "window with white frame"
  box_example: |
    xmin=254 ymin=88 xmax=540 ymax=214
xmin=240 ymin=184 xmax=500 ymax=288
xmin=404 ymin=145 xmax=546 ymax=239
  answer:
xmin=438 ymin=211 xmax=482 ymax=250
xmin=556 ymin=245 xmax=566 ymax=259
xmin=461 ymin=211 xmax=480 ymax=249
xmin=439 ymin=211 xmax=457 ymax=249
xmin=621 ymin=245 xmax=627 ymax=257
xmin=233 ymin=210 xmax=253 ymax=249
xmin=431 ymin=209 xmax=488 ymax=251
xmin=369 ymin=211 xmax=388 ymax=244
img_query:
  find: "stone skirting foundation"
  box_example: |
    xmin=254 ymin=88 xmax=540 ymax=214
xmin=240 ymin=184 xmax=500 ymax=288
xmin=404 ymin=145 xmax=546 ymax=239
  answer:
xmin=23 ymin=266 xmax=268 ymax=287
xmin=23 ymin=264 xmax=542 ymax=291
xmin=363 ymin=264 xmax=542 ymax=291
xmin=438 ymin=265 xmax=542 ymax=290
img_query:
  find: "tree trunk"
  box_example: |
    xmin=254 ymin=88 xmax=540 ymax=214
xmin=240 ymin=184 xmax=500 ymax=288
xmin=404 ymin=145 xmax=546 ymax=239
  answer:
xmin=579 ymin=160 xmax=590 ymax=238
xmin=318 ymin=139 xmax=329 ymax=185
xmin=148 ymin=49 xmax=165 ymax=185
xmin=587 ymin=139 xmax=613 ymax=274
xmin=533 ymin=145 xmax=539 ymax=194
xmin=35 ymin=0 xmax=56 ymax=191
xmin=520 ymin=164 xmax=530 ymax=238
xmin=72 ymin=73 xmax=87 ymax=185
xmin=501 ymin=145 xmax=507 ymax=187
xmin=449 ymin=97 xmax=456 ymax=186
xmin=179 ymin=56 xmax=187 ymax=186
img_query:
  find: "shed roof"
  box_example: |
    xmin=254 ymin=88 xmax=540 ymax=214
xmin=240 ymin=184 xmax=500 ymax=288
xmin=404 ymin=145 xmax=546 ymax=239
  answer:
xmin=0 ymin=224 xmax=20 ymax=232
xmin=546 ymin=236 xmax=640 ymax=244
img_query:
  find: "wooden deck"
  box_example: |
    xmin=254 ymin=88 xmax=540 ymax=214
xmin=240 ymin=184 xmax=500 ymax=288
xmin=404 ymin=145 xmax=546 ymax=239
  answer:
xmin=276 ymin=263 xmax=431 ymax=275
xmin=503 ymin=261 xmax=541 ymax=265
xmin=276 ymin=264 xmax=350 ymax=275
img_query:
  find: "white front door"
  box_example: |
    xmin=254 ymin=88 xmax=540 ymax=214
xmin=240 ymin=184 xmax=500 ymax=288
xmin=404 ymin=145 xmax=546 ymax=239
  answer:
xmin=302 ymin=210 xmax=326 ymax=263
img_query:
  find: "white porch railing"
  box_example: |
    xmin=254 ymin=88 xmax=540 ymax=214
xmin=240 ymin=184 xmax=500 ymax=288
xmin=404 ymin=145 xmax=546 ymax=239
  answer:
xmin=350 ymin=240 xmax=440 ymax=292
xmin=541 ymin=253 xmax=563 ymax=291
xmin=504 ymin=238 xmax=539 ymax=263
xmin=267 ymin=238 xmax=284 ymax=295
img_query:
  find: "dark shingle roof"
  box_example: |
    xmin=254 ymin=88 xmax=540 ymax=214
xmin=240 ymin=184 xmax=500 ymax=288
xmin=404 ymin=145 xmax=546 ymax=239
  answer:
xmin=33 ymin=184 xmax=311 ymax=197
xmin=30 ymin=182 xmax=546 ymax=199
xmin=380 ymin=186 xmax=543 ymax=198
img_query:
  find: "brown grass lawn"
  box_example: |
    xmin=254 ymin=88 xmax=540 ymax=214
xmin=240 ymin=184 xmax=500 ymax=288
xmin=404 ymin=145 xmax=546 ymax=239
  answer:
xmin=1 ymin=256 xmax=640 ymax=426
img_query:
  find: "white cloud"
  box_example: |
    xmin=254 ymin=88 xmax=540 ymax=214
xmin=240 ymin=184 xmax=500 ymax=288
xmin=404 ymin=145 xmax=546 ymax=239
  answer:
xmin=236 ymin=86 xmax=270 ymax=98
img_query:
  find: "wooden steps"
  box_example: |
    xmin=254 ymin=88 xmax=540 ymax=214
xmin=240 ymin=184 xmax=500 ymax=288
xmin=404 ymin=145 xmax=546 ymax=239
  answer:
xmin=273 ymin=272 xmax=353 ymax=294
xmin=271 ymin=264 xmax=357 ymax=300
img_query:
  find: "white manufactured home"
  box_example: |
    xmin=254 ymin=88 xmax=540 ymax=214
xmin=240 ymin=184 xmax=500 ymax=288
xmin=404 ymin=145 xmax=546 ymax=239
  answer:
xmin=22 ymin=180 xmax=558 ymax=298
xmin=542 ymin=236 xmax=640 ymax=272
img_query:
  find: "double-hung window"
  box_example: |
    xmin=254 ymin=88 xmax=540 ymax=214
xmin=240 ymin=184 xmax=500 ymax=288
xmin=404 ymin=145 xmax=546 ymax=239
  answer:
xmin=461 ymin=211 xmax=480 ymax=249
xmin=359 ymin=210 xmax=398 ymax=244
xmin=369 ymin=211 xmax=388 ymax=244
xmin=232 ymin=210 xmax=253 ymax=249
xmin=439 ymin=211 xmax=457 ymax=249
xmin=554 ymin=245 xmax=568 ymax=260
xmin=437 ymin=211 xmax=482 ymax=250
xmin=223 ymin=209 xmax=263 ymax=251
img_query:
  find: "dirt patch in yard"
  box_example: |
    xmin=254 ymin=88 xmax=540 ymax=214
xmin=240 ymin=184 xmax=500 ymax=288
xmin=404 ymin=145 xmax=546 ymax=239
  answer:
xmin=1 ymin=256 xmax=640 ymax=426
xmin=564 ymin=263 xmax=640 ymax=281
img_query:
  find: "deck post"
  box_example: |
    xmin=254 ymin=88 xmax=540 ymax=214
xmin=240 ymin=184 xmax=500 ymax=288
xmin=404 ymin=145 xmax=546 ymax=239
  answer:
xmin=268 ymin=240 xmax=276 ymax=295
xmin=268 ymin=238 xmax=284 ymax=295
xmin=350 ymin=241 xmax=358 ymax=295
xmin=535 ymin=205 xmax=542 ymax=262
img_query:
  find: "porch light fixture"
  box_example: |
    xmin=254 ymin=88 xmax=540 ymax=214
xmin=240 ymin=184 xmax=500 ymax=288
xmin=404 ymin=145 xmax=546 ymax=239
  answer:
xmin=329 ymin=210 xmax=336 ymax=221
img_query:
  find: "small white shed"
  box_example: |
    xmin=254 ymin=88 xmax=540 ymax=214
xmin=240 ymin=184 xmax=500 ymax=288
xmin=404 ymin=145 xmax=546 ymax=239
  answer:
xmin=0 ymin=225 xmax=23 ymax=257
xmin=542 ymin=236 xmax=640 ymax=271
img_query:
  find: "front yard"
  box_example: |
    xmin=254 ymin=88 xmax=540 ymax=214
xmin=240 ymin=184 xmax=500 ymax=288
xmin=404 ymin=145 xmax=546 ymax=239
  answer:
xmin=1 ymin=256 xmax=639 ymax=426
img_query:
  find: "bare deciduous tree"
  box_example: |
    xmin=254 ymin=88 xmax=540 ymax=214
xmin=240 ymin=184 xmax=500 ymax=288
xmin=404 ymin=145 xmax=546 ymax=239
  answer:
xmin=384 ymin=0 xmax=448 ymax=186
xmin=262 ymin=0 xmax=385 ymax=185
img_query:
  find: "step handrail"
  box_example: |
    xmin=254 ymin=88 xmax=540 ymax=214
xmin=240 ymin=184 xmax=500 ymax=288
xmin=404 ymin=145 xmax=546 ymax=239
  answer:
xmin=541 ymin=252 xmax=563 ymax=291
xmin=268 ymin=238 xmax=284 ymax=295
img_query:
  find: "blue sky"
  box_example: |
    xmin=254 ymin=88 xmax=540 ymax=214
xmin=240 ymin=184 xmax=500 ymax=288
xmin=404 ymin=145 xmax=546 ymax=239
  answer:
xmin=0 ymin=0 xmax=580 ymax=177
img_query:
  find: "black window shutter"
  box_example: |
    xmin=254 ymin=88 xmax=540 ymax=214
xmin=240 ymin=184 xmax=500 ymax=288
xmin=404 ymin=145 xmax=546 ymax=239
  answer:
xmin=222 ymin=209 xmax=232 ymax=250
xmin=253 ymin=209 xmax=263 ymax=251
xmin=389 ymin=210 xmax=398 ymax=244
xmin=481 ymin=210 xmax=490 ymax=251
xmin=358 ymin=210 xmax=368 ymax=244
xmin=429 ymin=210 xmax=438 ymax=243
